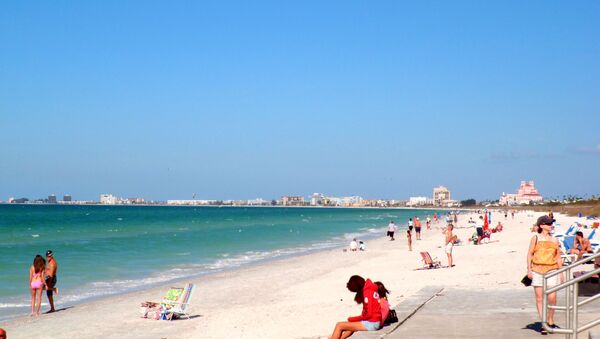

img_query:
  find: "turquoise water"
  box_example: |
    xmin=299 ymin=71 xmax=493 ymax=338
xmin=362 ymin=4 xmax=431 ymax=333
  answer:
xmin=0 ymin=205 xmax=440 ymax=319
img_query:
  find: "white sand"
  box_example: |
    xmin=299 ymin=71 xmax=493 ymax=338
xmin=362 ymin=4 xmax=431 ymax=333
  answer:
xmin=1 ymin=210 xmax=588 ymax=338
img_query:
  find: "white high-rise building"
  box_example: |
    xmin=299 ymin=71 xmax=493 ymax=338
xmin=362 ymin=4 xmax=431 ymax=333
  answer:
xmin=100 ymin=194 xmax=117 ymax=205
xmin=310 ymin=193 xmax=323 ymax=206
xmin=433 ymin=186 xmax=451 ymax=206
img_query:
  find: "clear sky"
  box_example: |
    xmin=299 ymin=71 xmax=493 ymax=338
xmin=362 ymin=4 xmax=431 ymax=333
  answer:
xmin=1 ymin=1 xmax=599 ymax=201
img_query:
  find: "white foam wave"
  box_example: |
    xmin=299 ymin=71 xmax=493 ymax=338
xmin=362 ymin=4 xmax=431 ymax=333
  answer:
xmin=0 ymin=303 xmax=30 ymax=308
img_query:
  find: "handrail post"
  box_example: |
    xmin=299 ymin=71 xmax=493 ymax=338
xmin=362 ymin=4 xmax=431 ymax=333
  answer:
xmin=573 ymin=282 xmax=578 ymax=339
xmin=566 ymin=266 xmax=571 ymax=339
xmin=542 ymin=274 xmax=548 ymax=328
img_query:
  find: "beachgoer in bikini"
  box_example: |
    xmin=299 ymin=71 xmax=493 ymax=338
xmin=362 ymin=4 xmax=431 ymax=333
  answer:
xmin=571 ymin=231 xmax=593 ymax=261
xmin=329 ymin=275 xmax=382 ymax=339
xmin=527 ymin=215 xmax=563 ymax=335
xmin=407 ymin=229 xmax=412 ymax=251
xmin=30 ymin=255 xmax=48 ymax=316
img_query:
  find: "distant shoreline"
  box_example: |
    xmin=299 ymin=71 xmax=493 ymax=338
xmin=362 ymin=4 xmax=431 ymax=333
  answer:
xmin=0 ymin=203 xmax=462 ymax=211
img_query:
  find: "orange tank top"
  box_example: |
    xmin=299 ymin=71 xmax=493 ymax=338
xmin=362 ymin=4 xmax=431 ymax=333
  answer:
xmin=531 ymin=235 xmax=559 ymax=274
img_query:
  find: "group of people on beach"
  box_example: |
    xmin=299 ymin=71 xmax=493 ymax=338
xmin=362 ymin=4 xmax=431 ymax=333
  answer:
xmin=329 ymin=275 xmax=392 ymax=339
xmin=348 ymin=238 xmax=366 ymax=252
xmin=29 ymin=250 xmax=58 ymax=316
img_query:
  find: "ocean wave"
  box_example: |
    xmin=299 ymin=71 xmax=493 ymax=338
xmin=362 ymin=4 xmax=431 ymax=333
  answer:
xmin=0 ymin=303 xmax=30 ymax=308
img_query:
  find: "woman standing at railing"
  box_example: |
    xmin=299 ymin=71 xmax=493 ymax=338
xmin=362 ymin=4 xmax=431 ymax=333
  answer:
xmin=527 ymin=215 xmax=564 ymax=335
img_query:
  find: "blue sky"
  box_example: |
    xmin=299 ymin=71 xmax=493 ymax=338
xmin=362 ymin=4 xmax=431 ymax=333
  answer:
xmin=1 ymin=1 xmax=599 ymax=201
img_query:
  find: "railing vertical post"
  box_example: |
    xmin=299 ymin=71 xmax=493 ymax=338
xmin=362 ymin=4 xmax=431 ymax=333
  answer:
xmin=573 ymin=282 xmax=578 ymax=339
xmin=542 ymin=274 xmax=548 ymax=327
xmin=567 ymin=267 xmax=572 ymax=339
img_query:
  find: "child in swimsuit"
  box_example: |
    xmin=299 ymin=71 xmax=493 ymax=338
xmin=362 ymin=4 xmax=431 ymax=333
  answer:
xmin=30 ymin=255 xmax=48 ymax=316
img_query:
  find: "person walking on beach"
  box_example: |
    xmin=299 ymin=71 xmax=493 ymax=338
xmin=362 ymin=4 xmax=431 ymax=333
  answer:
xmin=476 ymin=216 xmax=484 ymax=245
xmin=414 ymin=217 xmax=422 ymax=240
xmin=387 ymin=221 xmax=397 ymax=241
xmin=426 ymin=216 xmax=431 ymax=230
xmin=406 ymin=228 xmax=412 ymax=251
xmin=527 ymin=215 xmax=563 ymax=335
xmin=445 ymin=224 xmax=456 ymax=268
xmin=45 ymin=250 xmax=59 ymax=313
xmin=30 ymin=255 xmax=48 ymax=316
xmin=329 ymin=275 xmax=382 ymax=339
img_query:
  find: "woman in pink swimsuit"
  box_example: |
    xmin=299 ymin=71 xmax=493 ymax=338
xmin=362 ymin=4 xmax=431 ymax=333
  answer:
xmin=29 ymin=255 xmax=48 ymax=316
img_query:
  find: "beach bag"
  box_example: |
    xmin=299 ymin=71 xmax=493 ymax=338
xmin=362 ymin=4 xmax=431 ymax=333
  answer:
xmin=384 ymin=309 xmax=398 ymax=325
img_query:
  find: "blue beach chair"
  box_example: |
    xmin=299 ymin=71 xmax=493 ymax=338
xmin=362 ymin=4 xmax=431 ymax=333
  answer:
xmin=562 ymin=236 xmax=575 ymax=252
xmin=588 ymin=229 xmax=596 ymax=240
xmin=555 ymin=224 xmax=575 ymax=239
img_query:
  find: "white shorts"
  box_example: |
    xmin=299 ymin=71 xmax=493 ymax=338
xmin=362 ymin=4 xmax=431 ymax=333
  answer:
xmin=532 ymin=271 xmax=560 ymax=287
xmin=445 ymin=242 xmax=453 ymax=254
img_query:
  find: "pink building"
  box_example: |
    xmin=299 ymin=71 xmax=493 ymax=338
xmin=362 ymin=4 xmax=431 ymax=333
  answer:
xmin=499 ymin=181 xmax=544 ymax=206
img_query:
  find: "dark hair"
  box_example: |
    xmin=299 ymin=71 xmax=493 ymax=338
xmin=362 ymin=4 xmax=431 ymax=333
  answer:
xmin=409 ymin=226 xmax=413 ymax=231
xmin=576 ymin=231 xmax=584 ymax=237
xmin=375 ymin=281 xmax=390 ymax=299
xmin=537 ymin=225 xmax=543 ymax=234
xmin=33 ymin=255 xmax=45 ymax=274
xmin=346 ymin=275 xmax=366 ymax=304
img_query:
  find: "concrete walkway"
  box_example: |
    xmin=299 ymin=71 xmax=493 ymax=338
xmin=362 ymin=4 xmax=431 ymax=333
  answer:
xmin=357 ymin=286 xmax=600 ymax=338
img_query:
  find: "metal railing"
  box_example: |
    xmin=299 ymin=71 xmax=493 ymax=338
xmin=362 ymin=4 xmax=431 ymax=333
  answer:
xmin=542 ymin=251 xmax=600 ymax=339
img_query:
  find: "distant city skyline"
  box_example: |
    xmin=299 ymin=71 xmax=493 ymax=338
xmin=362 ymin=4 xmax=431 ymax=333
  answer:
xmin=1 ymin=1 xmax=599 ymax=201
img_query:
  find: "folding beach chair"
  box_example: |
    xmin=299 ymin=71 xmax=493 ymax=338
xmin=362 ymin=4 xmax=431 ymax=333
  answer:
xmin=143 ymin=283 xmax=195 ymax=320
xmin=162 ymin=283 xmax=195 ymax=320
xmin=419 ymin=252 xmax=442 ymax=269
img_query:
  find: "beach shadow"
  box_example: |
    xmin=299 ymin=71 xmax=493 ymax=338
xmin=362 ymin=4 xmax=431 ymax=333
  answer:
xmin=523 ymin=321 xmax=542 ymax=334
xmin=45 ymin=306 xmax=74 ymax=314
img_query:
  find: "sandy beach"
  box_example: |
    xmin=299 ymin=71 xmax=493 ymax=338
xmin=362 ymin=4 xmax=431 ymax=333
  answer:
xmin=0 ymin=210 xmax=591 ymax=338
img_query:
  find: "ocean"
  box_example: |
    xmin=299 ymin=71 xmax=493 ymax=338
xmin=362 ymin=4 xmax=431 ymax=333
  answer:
xmin=0 ymin=204 xmax=441 ymax=319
